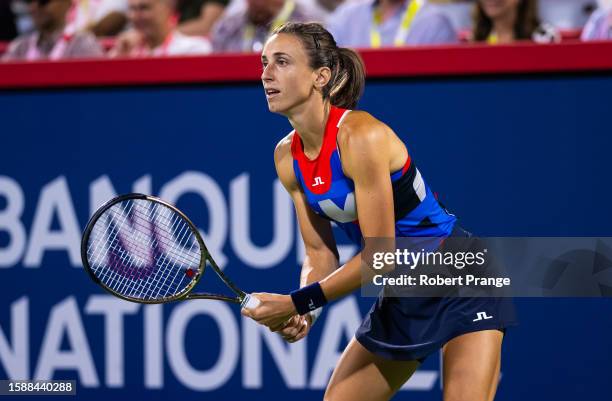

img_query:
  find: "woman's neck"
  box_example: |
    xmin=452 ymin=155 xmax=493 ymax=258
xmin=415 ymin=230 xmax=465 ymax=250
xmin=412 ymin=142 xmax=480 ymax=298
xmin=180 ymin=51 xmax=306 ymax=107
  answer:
xmin=287 ymin=99 xmax=331 ymax=159
xmin=491 ymin=8 xmax=517 ymax=43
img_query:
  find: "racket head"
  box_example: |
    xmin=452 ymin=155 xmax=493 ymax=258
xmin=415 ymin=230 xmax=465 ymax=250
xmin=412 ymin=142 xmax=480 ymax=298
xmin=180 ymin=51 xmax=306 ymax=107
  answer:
xmin=81 ymin=193 xmax=208 ymax=304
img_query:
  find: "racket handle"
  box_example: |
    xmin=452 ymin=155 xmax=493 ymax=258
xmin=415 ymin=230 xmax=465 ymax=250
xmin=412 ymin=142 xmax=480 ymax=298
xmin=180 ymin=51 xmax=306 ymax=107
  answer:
xmin=241 ymin=293 xmax=261 ymax=309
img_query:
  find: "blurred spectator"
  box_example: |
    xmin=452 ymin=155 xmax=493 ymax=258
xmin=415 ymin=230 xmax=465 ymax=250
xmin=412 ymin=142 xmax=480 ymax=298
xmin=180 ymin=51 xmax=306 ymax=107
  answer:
xmin=110 ymin=0 xmax=211 ymax=56
xmin=65 ymin=0 xmax=128 ymax=36
xmin=288 ymin=0 xmax=341 ymax=21
xmin=581 ymin=0 xmax=612 ymax=40
xmin=12 ymin=0 xmax=35 ymax=34
xmin=327 ymin=0 xmax=458 ymax=48
xmin=472 ymin=0 xmax=559 ymax=44
xmin=316 ymin=0 xmax=344 ymax=13
xmin=176 ymin=0 xmax=228 ymax=36
xmin=428 ymin=0 xmax=473 ymax=33
xmin=223 ymin=0 xmax=343 ymax=22
xmin=538 ymin=0 xmax=596 ymax=30
xmin=2 ymin=0 xmax=103 ymax=61
xmin=0 ymin=0 xmax=18 ymax=40
xmin=211 ymin=0 xmax=321 ymax=52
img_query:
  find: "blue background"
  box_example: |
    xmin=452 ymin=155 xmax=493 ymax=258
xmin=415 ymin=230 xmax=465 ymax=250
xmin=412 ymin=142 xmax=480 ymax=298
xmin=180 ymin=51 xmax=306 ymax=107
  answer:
xmin=1 ymin=74 xmax=611 ymax=400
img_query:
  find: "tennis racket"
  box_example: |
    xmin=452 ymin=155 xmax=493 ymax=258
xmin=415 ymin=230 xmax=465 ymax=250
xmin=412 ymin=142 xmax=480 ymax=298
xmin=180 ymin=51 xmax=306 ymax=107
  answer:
xmin=80 ymin=193 xmax=260 ymax=309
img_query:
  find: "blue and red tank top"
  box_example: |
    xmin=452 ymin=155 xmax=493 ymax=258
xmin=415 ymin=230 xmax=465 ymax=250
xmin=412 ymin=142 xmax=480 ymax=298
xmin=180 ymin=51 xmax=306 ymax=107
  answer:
xmin=290 ymin=106 xmax=456 ymax=245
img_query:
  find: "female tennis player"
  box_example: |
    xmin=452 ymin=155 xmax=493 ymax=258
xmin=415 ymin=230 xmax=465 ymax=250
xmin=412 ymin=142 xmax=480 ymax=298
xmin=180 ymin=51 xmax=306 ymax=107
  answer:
xmin=241 ymin=22 xmax=516 ymax=401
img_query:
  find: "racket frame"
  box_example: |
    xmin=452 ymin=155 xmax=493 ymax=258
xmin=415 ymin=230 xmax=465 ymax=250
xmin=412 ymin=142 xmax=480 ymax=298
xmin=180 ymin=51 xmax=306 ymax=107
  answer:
xmin=81 ymin=193 xmax=250 ymax=305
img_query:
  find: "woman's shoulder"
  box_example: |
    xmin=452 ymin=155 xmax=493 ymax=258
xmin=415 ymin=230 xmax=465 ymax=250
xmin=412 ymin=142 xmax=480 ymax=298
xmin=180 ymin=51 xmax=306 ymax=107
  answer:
xmin=337 ymin=109 xmax=402 ymax=176
xmin=274 ymin=130 xmax=296 ymax=164
xmin=274 ymin=131 xmax=300 ymax=190
xmin=341 ymin=109 xmax=385 ymax=129
xmin=338 ymin=110 xmax=390 ymax=147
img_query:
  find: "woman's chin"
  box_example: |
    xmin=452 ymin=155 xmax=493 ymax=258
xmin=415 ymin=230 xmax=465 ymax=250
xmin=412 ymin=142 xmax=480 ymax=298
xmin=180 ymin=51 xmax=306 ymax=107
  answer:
xmin=267 ymin=102 xmax=288 ymax=115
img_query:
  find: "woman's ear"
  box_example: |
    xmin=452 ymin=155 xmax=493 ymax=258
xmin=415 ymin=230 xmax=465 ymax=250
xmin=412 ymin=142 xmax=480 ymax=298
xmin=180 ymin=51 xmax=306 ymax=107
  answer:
xmin=314 ymin=67 xmax=332 ymax=90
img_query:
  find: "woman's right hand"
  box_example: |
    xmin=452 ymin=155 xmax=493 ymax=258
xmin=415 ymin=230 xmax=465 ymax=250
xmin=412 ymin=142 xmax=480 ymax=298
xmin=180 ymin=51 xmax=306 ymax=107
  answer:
xmin=275 ymin=314 xmax=312 ymax=343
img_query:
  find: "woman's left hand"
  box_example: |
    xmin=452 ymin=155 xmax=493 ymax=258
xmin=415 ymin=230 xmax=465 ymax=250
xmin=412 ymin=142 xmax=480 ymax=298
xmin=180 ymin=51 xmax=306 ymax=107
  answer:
xmin=241 ymin=292 xmax=297 ymax=330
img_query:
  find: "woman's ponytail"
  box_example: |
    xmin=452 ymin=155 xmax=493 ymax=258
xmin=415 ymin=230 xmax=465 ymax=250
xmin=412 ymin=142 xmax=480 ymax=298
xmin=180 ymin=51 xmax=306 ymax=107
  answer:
xmin=329 ymin=47 xmax=365 ymax=109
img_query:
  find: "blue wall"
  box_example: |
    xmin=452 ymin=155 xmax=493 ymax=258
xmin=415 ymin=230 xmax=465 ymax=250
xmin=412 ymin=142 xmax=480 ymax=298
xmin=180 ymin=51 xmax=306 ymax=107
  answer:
xmin=1 ymin=74 xmax=611 ymax=400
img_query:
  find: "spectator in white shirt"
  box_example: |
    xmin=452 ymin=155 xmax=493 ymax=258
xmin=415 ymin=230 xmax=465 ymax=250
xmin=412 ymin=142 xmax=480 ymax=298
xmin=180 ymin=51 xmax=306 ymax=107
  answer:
xmin=110 ymin=0 xmax=212 ymax=56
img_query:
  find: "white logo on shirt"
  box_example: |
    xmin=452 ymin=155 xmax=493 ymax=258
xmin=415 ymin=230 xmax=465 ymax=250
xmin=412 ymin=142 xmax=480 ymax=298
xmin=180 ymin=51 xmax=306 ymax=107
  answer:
xmin=318 ymin=192 xmax=357 ymax=223
xmin=312 ymin=177 xmax=325 ymax=187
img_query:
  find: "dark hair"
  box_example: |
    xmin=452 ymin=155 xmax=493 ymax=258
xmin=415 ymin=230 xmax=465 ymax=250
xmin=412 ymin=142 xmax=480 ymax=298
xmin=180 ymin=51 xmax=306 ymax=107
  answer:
xmin=473 ymin=0 xmax=541 ymax=41
xmin=271 ymin=22 xmax=365 ymax=109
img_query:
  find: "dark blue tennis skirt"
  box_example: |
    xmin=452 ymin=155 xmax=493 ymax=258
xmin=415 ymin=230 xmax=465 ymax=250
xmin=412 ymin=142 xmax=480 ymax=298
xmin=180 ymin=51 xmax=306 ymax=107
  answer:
xmin=355 ymin=225 xmax=518 ymax=362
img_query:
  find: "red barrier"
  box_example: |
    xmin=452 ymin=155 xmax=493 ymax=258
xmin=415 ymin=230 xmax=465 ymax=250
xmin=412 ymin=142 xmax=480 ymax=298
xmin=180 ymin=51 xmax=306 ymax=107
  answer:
xmin=1 ymin=41 xmax=611 ymax=89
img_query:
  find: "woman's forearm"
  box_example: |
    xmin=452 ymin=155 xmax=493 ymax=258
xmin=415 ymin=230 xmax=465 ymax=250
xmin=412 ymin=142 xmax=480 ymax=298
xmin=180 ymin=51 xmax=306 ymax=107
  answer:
xmin=318 ymin=251 xmax=371 ymax=301
xmin=300 ymin=252 xmax=338 ymax=287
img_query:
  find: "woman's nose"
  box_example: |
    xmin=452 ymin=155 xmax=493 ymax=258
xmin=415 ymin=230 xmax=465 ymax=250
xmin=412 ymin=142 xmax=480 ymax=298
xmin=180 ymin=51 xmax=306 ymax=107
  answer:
xmin=261 ymin=65 xmax=272 ymax=81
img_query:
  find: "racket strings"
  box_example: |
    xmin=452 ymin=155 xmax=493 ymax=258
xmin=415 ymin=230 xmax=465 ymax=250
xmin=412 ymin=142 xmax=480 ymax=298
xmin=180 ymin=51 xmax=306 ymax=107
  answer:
xmin=87 ymin=199 xmax=202 ymax=301
xmin=114 ymin=203 xmax=196 ymax=299
xmin=90 ymin=201 xmax=161 ymax=297
xmin=95 ymin=203 xmax=196 ymax=300
xmin=88 ymin=202 xmax=193 ymax=264
xmin=143 ymin=216 xmax=195 ymax=299
xmin=92 ymin=200 xmax=155 ymax=293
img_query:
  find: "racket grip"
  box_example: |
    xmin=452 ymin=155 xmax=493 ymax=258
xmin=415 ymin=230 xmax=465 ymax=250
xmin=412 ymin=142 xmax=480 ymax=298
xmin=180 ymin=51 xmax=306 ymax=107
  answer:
xmin=241 ymin=293 xmax=261 ymax=309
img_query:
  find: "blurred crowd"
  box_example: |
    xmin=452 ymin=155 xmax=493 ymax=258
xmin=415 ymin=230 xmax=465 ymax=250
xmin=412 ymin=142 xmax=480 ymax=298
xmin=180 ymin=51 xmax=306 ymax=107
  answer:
xmin=0 ymin=0 xmax=611 ymax=61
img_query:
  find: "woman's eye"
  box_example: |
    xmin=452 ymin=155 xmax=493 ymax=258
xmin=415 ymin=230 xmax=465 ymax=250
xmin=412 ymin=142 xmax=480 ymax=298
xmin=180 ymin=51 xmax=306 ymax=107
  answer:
xmin=278 ymin=59 xmax=287 ymax=66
